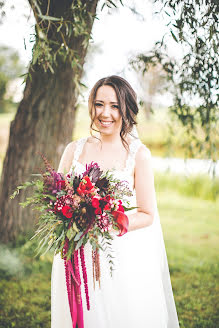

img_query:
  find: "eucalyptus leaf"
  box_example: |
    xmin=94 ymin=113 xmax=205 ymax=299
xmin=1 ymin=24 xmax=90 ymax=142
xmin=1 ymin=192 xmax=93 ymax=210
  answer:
xmin=66 ymin=227 xmax=76 ymax=241
xmin=75 ymin=237 xmax=84 ymax=251
xmin=74 ymin=231 xmax=83 ymax=241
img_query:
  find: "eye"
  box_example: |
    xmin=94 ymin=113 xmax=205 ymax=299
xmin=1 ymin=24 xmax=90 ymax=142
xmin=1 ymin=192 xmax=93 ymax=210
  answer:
xmin=113 ymin=105 xmax=119 ymax=108
xmin=95 ymin=103 xmax=102 ymax=107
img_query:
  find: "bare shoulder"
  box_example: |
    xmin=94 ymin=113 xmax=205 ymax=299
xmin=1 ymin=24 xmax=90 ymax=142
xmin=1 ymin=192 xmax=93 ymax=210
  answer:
xmin=134 ymin=144 xmax=152 ymax=180
xmin=57 ymin=140 xmax=77 ymax=173
xmin=64 ymin=140 xmax=77 ymax=153
xmin=135 ymin=144 xmax=152 ymax=163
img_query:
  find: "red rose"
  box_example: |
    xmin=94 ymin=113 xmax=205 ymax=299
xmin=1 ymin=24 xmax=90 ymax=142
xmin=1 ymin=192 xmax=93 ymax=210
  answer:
xmin=62 ymin=205 xmax=73 ymax=218
xmin=77 ymin=176 xmax=94 ymax=195
xmin=111 ymin=210 xmax=129 ymax=236
xmin=95 ymin=207 xmax=102 ymax=215
xmin=92 ymin=197 xmax=100 ymax=209
xmin=104 ymin=203 xmax=111 ymax=211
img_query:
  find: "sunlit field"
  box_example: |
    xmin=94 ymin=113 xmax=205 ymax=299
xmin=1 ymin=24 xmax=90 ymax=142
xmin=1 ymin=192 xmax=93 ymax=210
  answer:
xmin=2 ymin=103 xmax=214 ymax=174
xmin=73 ymin=104 xmax=191 ymax=158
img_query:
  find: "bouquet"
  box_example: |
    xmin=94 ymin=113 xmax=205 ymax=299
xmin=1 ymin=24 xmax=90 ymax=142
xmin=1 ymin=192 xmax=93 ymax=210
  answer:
xmin=10 ymin=153 xmax=136 ymax=328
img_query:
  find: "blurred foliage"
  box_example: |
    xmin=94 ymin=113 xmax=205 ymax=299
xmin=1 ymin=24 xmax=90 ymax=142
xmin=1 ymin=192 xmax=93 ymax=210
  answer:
xmin=135 ymin=63 xmax=168 ymax=120
xmin=0 ymin=1 xmax=6 ymax=24
xmin=0 ymin=46 xmax=24 ymax=113
xmin=130 ymin=0 xmax=219 ymax=171
xmin=154 ymin=170 xmax=219 ymax=202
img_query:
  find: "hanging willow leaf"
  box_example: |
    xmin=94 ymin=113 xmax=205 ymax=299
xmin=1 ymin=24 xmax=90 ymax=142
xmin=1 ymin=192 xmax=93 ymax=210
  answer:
xmin=129 ymin=0 xmax=219 ymax=168
xmin=107 ymin=0 xmax=117 ymax=8
xmin=170 ymin=29 xmax=178 ymax=42
xmin=38 ymin=14 xmax=61 ymax=22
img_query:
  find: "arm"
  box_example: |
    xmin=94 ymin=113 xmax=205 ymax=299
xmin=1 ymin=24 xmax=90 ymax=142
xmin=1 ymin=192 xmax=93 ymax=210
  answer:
xmin=57 ymin=141 xmax=76 ymax=174
xmin=127 ymin=145 xmax=156 ymax=232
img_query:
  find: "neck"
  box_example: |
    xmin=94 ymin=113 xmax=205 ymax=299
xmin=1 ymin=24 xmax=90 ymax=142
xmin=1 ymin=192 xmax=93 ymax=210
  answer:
xmin=99 ymin=132 xmax=123 ymax=146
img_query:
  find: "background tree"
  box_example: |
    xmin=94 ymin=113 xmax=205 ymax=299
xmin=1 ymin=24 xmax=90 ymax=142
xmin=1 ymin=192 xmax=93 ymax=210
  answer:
xmin=0 ymin=0 xmax=102 ymax=243
xmin=130 ymin=0 xmax=219 ymax=172
xmin=135 ymin=62 xmax=168 ymax=120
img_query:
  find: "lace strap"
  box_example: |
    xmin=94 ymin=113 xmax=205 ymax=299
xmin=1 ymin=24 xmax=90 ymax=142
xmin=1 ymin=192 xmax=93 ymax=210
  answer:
xmin=125 ymin=139 xmax=151 ymax=172
xmin=73 ymin=137 xmax=87 ymax=162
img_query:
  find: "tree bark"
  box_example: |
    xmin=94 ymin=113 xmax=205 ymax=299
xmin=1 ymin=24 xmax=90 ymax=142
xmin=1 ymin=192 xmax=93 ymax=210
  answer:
xmin=0 ymin=0 xmax=99 ymax=243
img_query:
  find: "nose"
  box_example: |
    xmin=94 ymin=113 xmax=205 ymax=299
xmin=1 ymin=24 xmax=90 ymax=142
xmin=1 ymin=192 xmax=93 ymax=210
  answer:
xmin=101 ymin=105 xmax=112 ymax=118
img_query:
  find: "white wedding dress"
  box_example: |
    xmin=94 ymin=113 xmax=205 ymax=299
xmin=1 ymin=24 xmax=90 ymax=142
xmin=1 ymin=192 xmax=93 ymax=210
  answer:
xmin=51 ymin=136 xmax=180 ymax=328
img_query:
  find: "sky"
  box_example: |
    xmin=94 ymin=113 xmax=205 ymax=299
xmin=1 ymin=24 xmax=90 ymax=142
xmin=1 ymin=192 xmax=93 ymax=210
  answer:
xmin=0 ymin=0 xmax=182 ymax=105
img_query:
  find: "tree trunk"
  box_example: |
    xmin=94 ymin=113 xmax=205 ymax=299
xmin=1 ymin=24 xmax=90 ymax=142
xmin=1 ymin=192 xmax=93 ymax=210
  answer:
xmin=0 ymin=0 xmax=99 ymax=243
xmin=144 ymin=101 xmax=152 ymax=120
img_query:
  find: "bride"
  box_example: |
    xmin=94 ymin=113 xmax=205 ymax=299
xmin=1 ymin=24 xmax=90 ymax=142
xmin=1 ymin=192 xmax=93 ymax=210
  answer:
xmin=51 ymin=75 xmax=180 ymax=327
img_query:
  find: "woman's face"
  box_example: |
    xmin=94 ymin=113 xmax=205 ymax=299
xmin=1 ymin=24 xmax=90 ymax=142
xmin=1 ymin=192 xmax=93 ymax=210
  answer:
xmin=93 ymin=85 xmax=122 ymax=136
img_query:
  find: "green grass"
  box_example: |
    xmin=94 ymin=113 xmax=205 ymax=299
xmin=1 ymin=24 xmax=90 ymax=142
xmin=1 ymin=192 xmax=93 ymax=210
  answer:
xmin=156 ymin=173 xmax=219 ymax=327
xmin=0 ymin=173 xmax=219 ymax=327
xmin=158 ymin=190 xmax=219 ymax=328
xmin=154 ymin=171 xmax=219 ymax=202
xmin=0 ymin=235 xmax=53 ymax=328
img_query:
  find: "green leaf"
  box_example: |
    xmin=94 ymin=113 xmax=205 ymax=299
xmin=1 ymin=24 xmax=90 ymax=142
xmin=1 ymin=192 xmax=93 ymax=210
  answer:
xmin=101 ymin=3 xmax=106 ymax=11
xmin=74 ymin=231 xmax=83 ymax=241
xmin=38 ymin=14 xmax=60 ymax=22
xmin=73 ymin=222 xmax=79 ymax=232
xmin=66 ymin=240 xmax=75 ymax=260
xmin=107 ymin=0 xmax=117 ymax=8
xmin=164 ymin=10 xmax=171 ymax=17
xmin=66 ymin=227 xmax=76 ymax=241
xmin=75 ymin=237 xmax=84 ymax=250
xmin=10 ymin=181 xmax=35 ymax=199
xmin=123 ymin=205 xmax=139 ymax=211
xmin=170 ymin=30 xmax=178 ymax=43
xmin=57 ymin=24 xmax=62 ymax=33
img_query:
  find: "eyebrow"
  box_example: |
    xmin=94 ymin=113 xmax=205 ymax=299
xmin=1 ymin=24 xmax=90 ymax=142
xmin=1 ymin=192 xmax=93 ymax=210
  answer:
xmin=95 ymin=100 xmax=118 ymax=104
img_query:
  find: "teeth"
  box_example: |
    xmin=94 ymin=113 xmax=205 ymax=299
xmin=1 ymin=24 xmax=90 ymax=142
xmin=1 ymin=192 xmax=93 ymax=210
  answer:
xmin=100 ymin=120 xmax=113 ymax=126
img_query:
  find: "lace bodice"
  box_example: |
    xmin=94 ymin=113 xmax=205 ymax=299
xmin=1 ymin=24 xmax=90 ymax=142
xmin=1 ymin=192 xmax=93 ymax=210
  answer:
xmin=70 ymin=137 xmax=150 ymax=190
xmin=68 ymin=136 xmax=150 ymax=192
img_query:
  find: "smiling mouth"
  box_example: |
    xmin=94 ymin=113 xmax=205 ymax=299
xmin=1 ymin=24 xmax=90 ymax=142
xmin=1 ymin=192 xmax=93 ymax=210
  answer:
xmin=99 ymin=119 xmax=114 ymax=127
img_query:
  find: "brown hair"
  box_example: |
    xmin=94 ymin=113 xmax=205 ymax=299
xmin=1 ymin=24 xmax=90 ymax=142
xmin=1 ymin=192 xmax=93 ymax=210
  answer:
xmin=88 ymin=75 xmax=139 ymax=152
